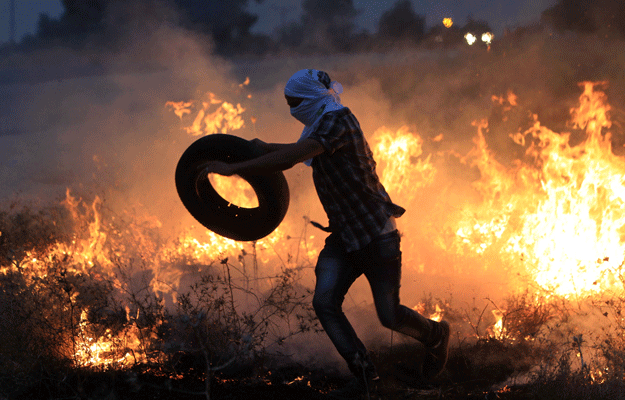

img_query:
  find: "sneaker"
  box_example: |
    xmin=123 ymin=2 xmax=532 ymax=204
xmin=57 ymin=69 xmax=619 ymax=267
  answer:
xmin=422 ymin=320 xmax=450 ymax=380
xmin=362 ymin=353 xmax=380 ymax=383
xmin=328 ymin=352 xmax=378 ymax=399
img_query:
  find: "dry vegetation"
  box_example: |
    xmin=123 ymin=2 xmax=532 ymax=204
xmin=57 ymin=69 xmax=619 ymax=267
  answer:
xmin=1 ymin=196 xmax=625 ymax=400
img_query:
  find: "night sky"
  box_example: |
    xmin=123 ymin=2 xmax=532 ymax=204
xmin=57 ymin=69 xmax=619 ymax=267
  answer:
xmin=0 ymin=0 xmax=559 ymax=44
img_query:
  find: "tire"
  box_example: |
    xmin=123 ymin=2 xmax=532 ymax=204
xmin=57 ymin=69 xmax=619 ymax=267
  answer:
xmin=175 ymin=134 xmax=290 ymax=241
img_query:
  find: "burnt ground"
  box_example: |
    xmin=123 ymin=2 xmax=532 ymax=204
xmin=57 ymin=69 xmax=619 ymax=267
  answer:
xmin=7 ymin=340 xmax=623 ymax=400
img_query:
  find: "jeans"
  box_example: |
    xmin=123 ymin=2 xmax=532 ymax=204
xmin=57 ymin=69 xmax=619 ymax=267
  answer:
xmin=313 ymin=230 xmax=435 ymax=364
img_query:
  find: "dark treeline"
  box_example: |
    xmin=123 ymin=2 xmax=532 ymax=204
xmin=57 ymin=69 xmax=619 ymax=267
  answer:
xmin=6 ymin=0 xmax=625 ymax=57
xmin=541 ymin=0 xmax=625 ymax=38
xmin=7 ymin=0 xmax=495 ymax=56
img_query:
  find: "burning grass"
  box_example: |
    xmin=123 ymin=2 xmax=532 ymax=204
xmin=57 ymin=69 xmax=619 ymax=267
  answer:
xmin=0 ymin=194 xmax=320 ymax=399
xmin=2 ymin=195 xmax=625 ymax=399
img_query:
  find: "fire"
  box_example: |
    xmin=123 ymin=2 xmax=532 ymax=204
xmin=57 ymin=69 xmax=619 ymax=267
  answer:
xmin=8 ymin=75 xmax=624 ymax=374
xmin=371 ymin=126 xmax=436 ymax=203
xmin=287 ymin=375 xmax=311 ymax=386
xmin=443 ymin=18 xmax=453 ymax=28
xmin=412 ymin=302 xmax=445 ymax=322
xmin=488 ymin=309 xmax=505 ymax=339
xmin=1 ymin=189 xmax=170 ymax=368
xmin=4 ymin=185 xmax=320 ymax=369
xmin=75 ymin=309 xmax=143 ymax=368
xmin=208 ymin=173 xmax=259 ymax=208
xmin=165 ymin=91 xmax=246 ymax=136
xmin=429 ymin=304 xmax=444 ymax=322
xmin=453 ymin=82 xmax=625 ymax=297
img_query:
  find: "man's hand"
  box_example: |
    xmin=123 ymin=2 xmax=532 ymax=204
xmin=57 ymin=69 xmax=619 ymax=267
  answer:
xmin=198 ymin=161 xmax=236 ymax=177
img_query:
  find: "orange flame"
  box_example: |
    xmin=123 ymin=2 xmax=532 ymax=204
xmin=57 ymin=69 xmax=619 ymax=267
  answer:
xmin=209 ymin=174 xmax=259 ymax=208
xmin=371 ymin=126 xmax=436 ymax=203
xmin=487 ymin=309 xmax=505 ymax=339
xmin=453 ymin=82 xmax=625 ymax=297
xmin=166 ymin=92 xmax=245 ymax=136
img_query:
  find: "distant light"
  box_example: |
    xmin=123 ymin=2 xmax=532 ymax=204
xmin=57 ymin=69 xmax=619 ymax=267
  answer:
xmin=464 ymin=33 xmax=477 ymax=45
xmin=443 ymin=18 xmax=453 ymax=28
xmin=482 ymin=32 xmax=494 ymax=45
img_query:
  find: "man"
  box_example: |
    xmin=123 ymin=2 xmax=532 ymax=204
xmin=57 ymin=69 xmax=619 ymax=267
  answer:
xmin=201 ymin=69 xmax=450 ymax=399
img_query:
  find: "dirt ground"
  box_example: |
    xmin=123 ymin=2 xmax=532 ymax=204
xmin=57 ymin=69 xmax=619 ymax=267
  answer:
xmin=11 ymin=341 xmax=620 ymax=400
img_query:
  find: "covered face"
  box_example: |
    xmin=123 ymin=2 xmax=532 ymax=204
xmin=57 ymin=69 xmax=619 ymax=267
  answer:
xmin=284 ymin=69 xmax=344 ymax=126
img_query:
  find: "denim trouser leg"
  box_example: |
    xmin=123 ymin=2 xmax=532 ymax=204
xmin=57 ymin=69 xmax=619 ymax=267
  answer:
xmin=358 ymin=231 xmax=433 ymax=340
xmin=313 ymin=235 xmax=368 ymax=361
xmin=313 ymin=230 xmax=434 ymax=363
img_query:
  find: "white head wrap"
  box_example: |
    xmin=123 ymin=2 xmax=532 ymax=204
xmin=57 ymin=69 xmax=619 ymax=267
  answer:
xmin=284 ymin=69 xmax=344 ymax=166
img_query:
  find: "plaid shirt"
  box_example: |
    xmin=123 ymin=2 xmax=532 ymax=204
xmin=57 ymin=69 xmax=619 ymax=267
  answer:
xmin=307 ymin=108 xmax=405 ymax=252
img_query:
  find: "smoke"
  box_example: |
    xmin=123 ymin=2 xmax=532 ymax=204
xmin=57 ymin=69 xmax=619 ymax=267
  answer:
xmin=2 ymin=0 xmax=625 ymax=365
xmin=206 ymin=31 xmax=625 ymax=353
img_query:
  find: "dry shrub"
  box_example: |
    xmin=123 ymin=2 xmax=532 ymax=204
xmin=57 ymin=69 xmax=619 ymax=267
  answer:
xmin=0 ymin=197 xmax=319 ymax=398
xmin=0 ymin=202 xmax=72 ymax=266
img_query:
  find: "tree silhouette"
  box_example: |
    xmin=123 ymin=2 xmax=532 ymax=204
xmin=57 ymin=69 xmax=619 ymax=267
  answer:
xmin=377 ymin=0 xmax=425 ymax=43
xmin=172 ymin=0 xmax=260 ymax=45
xmin=542 ymin=0 xmax=625 ymax=37
xmin=541 ymin=0 xmax=595 ymax=33
xmin=295 ymin=0 xmax=360 ymax=52
xmin=33 ymin=0 xmax=269 ymax=54
xmin=462 ymin=15 xmax=492 ymax=35
xmin=35 ymin=0 xmax=108 ymax=41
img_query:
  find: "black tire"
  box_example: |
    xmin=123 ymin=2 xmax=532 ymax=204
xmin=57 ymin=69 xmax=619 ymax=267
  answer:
xmin=175 ymin=134 xmax=290 ymax=241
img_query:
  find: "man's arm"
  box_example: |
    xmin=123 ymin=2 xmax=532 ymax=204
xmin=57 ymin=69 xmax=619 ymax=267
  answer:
xmin=201 ymin=139 xmax=324 ymax=176
xmin=249 ymin=138 xmax=293 ymax=154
